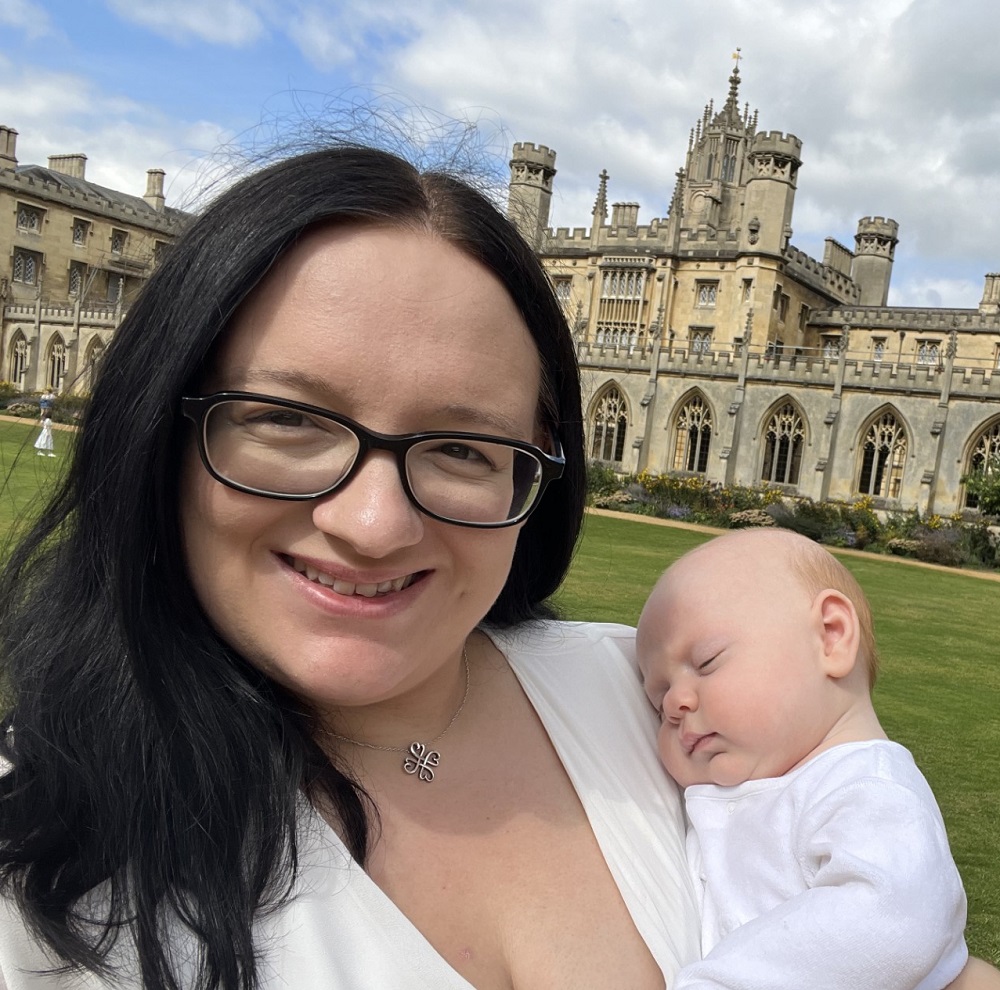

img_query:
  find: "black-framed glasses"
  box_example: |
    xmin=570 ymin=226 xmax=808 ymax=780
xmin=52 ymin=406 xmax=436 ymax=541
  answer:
xmin=181 ymin=392 xmax=565 ymax=529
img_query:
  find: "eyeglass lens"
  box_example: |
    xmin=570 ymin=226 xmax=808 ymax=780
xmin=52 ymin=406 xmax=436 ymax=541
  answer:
xmin=202 ymin=399 xmax=544 ymax=524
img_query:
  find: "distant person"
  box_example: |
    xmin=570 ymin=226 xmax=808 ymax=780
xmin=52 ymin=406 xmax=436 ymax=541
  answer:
xmin=637 ymin=528 xmax=968 ymax=990
xmin=37 ymin=390 xmax=55 ymax=421
xmin=33 ymin=414 xmax=55 ymax=458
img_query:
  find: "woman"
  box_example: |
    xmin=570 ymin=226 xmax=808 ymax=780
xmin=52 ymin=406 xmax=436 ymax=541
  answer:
xmin=0 ymin=147 xmax=995 ymax=990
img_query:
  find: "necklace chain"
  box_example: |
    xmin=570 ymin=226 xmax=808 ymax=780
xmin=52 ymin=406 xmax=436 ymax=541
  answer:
xmin=328 ymin=647 xmax=470 ymax=755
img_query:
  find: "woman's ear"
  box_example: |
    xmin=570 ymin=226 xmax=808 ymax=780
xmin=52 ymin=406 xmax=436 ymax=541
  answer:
xmin=814 ymin=589 xmax=861 ymax=680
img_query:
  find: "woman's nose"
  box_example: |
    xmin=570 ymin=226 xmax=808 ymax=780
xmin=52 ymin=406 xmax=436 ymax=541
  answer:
xmin=310 ymin=450 xmax=424 ymax=557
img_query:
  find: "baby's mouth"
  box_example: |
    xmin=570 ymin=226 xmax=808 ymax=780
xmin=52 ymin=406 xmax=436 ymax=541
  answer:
xmin=286 ymin=556 xmax=417 ymax=598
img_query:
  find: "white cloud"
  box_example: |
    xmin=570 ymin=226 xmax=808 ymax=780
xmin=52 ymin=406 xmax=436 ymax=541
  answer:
xmin=1 ymin=55 xmax=231 ymax=208
xmin=0 ymin=0 xmax=51 ymax=38
xmin=11 ymin=0 xmax=1000 ymax=304
xmin=105 ymin=0 xmax=268 ymax=46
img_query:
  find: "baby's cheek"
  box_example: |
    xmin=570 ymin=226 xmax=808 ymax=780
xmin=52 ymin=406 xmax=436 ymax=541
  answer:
xmin=656 ymin=728 xmax=688 ymax=785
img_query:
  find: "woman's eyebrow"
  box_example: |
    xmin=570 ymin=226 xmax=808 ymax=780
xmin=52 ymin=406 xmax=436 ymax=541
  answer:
xmin=223 ymin=369 xmax=528 ymax=437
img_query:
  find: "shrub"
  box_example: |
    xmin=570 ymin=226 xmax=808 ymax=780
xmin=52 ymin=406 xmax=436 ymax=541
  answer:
xmin=962 ymin=459 xmax=1000 ymax=516
xmin=587 ymin=463 xmax=624 ymax=500
xmin=729 ymin=508 xmax=775 ymax=528
xmin=50 ymin=392 xmax=89 ymax=425
xmin=4 ymin=401 xmax=39 ymax=418
xmin=908 ymin=526 xmax=965 ymax=567
xmin=592 ymin=490 xmax=636 ymax=510
xmin=958 ymin=522 xmax=1000 ymax=569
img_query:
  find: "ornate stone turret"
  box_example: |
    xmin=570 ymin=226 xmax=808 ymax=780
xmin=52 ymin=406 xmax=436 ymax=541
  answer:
xmin=741 ymin=131 xmax=802 ymax=254
xmin=507 ymin=142 xmax=557 ymax=250
xmin=851 ymin=216 xmax=898 ymax=306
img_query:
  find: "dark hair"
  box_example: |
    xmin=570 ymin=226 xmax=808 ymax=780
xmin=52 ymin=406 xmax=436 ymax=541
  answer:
xmin=0 ymin=146 xmax=585 ymax=990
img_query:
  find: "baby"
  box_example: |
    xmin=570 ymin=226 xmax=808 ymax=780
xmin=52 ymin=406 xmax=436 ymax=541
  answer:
xmin=636 ymin=528 xmax=968 ymax=990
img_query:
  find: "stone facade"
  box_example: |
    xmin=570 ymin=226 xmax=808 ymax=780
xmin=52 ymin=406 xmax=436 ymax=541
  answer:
xmin=511 ymin=64 xmax=1000 ymax=515
xmin=0 ymin=125 xmax=190 ymax=394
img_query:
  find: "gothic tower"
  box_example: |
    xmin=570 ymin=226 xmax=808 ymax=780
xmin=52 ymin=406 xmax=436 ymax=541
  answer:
xmin=740 ymin=131 xmax=803 ymax=256
xmin=679 ymin=60 xmax=758 ymax=236
xmin=507 ymin=143 xmax=557 ymax=250
xmin=851 ymin=216 xmax=898 ymax=306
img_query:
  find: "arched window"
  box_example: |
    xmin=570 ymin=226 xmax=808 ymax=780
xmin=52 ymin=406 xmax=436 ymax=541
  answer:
xmin=761 ymin=403 xmax=804 ymax=485
xmin=83 ymin=337 xmax=105 ymax=393
xmin=964 ymin=420 xmax=1000 ymax=509
xmin=46 ymin=335 xmax=67 ymax=392
xmin=672 ymin=394 xmax=712 ymax=473
xmin=590 ymin=386 xmax=628 ymax=463
xmin=857 ymin=411 xmax=906 ymax=498
xmin=8 ymin=331 xmax=28 ymax=390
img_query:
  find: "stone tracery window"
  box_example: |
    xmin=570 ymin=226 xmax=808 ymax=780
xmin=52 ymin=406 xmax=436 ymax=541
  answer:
xmin=13 ymin=249 xmax=40 ymax=285
xmin=84 ymin=337 xmax=106 ymax=392
xmin=696 ymin=281 xmax=718 ymax=307
xmin=8 ymin=332 xmax=28 ymax=390
xmin=690 ymin=330 xmax=713 ymax=354
xmin=601 ymin=269 xmax=645 ymax=300
xmin=590 ymin=386 xmax=628 ymax=463
xmin=672 ymin=394 xmax=712 ymax=473
xmin=47 ymin=335 xmax=68 ymax=392
xmin=761 ymin=403 xmax=804 ymax=486
xmin=857 ymin=411 xmax=906 ymax=498
xmin=964 ymin=420 xmax=1000 ymax=509
xmin=916 ymin=340 xmax=940 ymax=366
xmin=16 ymin=204 xmax=41 ymax=232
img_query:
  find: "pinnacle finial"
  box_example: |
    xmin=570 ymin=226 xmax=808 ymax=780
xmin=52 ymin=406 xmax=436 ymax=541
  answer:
xmin=727 ymin=48 xmax=742 ymax=107
xmin=592 ymin=168 xmax=609 ymax=221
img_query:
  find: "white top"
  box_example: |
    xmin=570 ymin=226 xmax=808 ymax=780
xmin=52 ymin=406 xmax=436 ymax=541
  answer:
xmin=676 ymin=739 xmax=968 ymax=990
xmin=0 ymin=621 xmax=700 ymax=989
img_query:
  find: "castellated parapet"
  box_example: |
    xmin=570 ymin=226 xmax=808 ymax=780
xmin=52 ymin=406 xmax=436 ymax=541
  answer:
xmin=749 ymin=131 xmax=803 ymax=160
xmin=510 ymin=142 xmax=558 ymax=172
xmin=856 ymin=216 xmax=900 ymax=244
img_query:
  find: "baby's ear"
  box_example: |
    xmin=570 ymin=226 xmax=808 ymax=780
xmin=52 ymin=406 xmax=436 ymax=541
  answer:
xmin=814 ymin=589 xmax=861 ymax=680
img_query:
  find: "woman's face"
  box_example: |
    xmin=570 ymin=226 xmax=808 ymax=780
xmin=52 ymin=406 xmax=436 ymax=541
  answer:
xmin=180 ymin=224 xmax=543 ymax=714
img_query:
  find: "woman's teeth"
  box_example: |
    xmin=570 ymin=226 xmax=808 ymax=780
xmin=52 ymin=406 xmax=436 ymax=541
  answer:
xmin=291 ymin=559 xmax=412 ymax=597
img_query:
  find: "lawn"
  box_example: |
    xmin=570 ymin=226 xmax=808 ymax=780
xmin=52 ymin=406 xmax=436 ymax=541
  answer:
xmin=555 ymin=510 xmax=1000 ymax=965
xmin=0 ymin=418 xmax=70 ymax=553
xmin=2 ymin=426 xmax=997 ymax=963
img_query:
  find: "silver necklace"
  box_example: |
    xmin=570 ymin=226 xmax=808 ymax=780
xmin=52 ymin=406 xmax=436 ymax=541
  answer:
xmin=328 ymin=648 xmax=470 ymax=783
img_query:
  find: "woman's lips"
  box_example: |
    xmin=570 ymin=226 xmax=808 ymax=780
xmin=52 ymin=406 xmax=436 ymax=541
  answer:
xmin=284 ymin=555 xmax=418 ymax=598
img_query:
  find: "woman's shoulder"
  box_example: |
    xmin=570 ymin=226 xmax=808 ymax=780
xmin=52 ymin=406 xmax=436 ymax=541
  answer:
xmin=484 ymin=619 xmax=638 ymax=668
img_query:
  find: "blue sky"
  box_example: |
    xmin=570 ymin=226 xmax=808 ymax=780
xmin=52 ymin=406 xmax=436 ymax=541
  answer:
xmin=5 ymin=0 xmax=1000 ymax=307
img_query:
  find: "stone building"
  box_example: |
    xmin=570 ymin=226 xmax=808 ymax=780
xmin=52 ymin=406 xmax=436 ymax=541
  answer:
xmin=0 ymin=125 xmax=190 ymax=394
xmin=509 ymin=63 xmax=1000 ymax=516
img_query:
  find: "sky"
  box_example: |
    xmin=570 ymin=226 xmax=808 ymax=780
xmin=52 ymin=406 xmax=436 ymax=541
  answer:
xmin=3 ymin=0 xmax=999 ymax=307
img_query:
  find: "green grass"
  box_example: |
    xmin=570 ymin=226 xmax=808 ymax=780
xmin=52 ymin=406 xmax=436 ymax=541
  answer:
xmin=1 ymin=441 xmax=996 ymax=962
xmin=555 ymin=512 xmax=1000 ymax=964
xmin=0 ymin=418 xmax=69 ymax=552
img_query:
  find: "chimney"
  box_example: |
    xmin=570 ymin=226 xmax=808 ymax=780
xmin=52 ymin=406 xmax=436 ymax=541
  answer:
xmin=48 ymin=154 xmax=87 ymax=179
xmin=144 ymin=168 xmax=165 ymax=212
xmin=0 ymin=126 xmax=18 ymax=169
xmin=980 ymin=273 xmax=1000 ymax=315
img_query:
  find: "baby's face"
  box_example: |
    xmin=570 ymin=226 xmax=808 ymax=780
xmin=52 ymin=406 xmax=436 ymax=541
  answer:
xmin=636 ymin=541 xmax=841 ymax=788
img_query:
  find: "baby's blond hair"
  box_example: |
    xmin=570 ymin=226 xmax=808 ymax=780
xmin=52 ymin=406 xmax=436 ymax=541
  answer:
xmin=783 ymin=534 xmax=880 ymax=687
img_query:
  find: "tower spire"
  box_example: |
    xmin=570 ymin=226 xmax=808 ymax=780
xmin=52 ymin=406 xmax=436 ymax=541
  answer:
xmin=722 ymin=48 xmax=742 ymax=122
